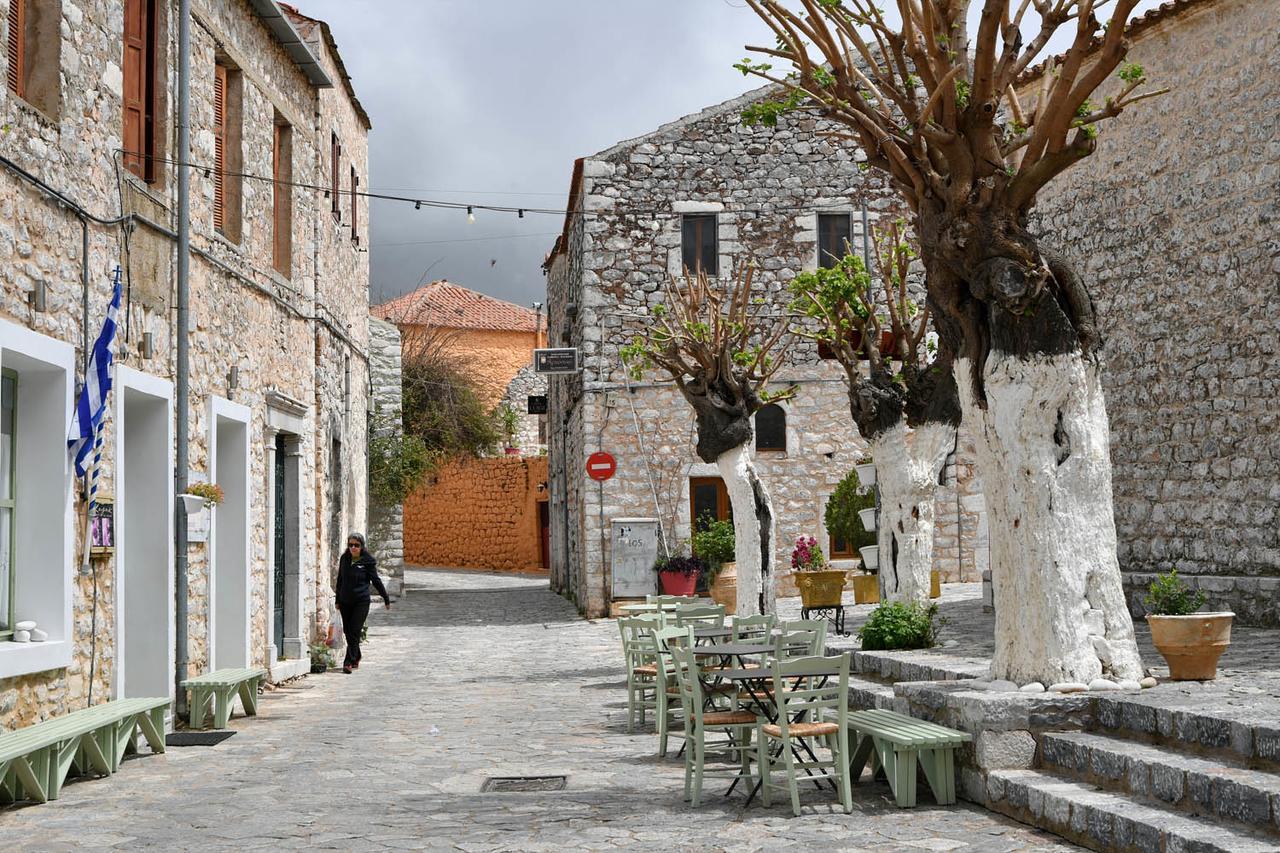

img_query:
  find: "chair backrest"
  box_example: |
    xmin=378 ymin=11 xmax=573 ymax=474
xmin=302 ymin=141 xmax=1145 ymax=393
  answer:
xmin=619 ymin=615 xmax=663 ymax=669
xmin=647 ymin=594 xmax=694 ymax=605
xmin=780 ymin=619 xmax=828 ymax=652
xmin=733 ymin=614 xmax=776 ymax=641
xmin=652 ymin=625 xmax=695 ymax=685
xmin=669 ymin=645 xmax=708 ymax=730
xmin=770 ymin=653 xmax=850 ymax=736
xmin=672 ymin=604 xmax=726 ymax=628
xmin=775 ymin=627 xmax=824 ymax=659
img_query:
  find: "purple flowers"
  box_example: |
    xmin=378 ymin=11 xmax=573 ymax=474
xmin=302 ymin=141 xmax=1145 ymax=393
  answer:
xmin=791 ymin=535 xmax=827 ymax=571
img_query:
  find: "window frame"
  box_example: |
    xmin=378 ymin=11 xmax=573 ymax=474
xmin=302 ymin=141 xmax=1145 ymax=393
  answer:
xmin=330 ymin=132 xmax=341 ymax=220
xmin=0 ymin=368 xmax=15 ymax=639
xmin=681 ymin=214 xmax=718 ymax=276
xmin=122 ymin=0 xmax=158 ymax=182
xmin=350 ymin=166 xmax=359 ymax=244
xmin=272 ymin=118 xmax=293 ymax=277
xmin=817 ymin=212 xmax=852 ymax=270
xmin=754 ymin=403 xmax=787 ymax=453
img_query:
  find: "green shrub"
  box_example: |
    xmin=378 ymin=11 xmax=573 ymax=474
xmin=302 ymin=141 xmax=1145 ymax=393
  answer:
xmin=308 ymin=642 xmax=335 ymax=669
xmin=1143 ymin=569 xmax=1205 ymax=616
xmin=824 ymin=467 xmax=877 ymax=567
xmin=691 ymin=517 xmax=735 ymax=581
xmin=857 ymin=602 xmax=941 ymax=650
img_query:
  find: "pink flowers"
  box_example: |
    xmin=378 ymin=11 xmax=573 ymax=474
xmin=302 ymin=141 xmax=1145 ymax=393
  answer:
xmin=791 ymin=535 xmax=827 ymax=571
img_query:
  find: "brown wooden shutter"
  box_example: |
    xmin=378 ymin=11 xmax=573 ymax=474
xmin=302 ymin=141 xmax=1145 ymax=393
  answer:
xmin=122 ymin=0 xmax=146 ymax=177
xmin=350 ymin=167 xmax=359 ymax=244
xmin=331 ymin=133 xmax=340 ymax=217
xmin=213 ymin=65 xmax=226 ymax=230
xmin=7 ymin=0 xmax=25 ymax=99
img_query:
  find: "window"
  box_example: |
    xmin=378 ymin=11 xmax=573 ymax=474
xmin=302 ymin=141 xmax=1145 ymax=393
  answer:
xmin=690 ymin=477 xmax=730 ymax=530
xmin=330 ymin=132 xmax=341 ymax=219
xmin=818 ymin=213 xmax=852 ymax=269
xmin=7 ymin=0 xmax=61 ymax=118
xmin=350 ymin=166 xmax=359 ymax=244
xmin=681 ymin=214 xmax=717 ymax=275
xmin=0 ymin=371 xmax=14 ymax=638
xmin=213 ymin=62 xmax=242 ymax=240
xmin=272 ymin=118 xmax=292 ymax=277
xmin=122 ymin=0 xmax=158 ymax=181
xmin=755 ymin=404 xmax=786 ymax=452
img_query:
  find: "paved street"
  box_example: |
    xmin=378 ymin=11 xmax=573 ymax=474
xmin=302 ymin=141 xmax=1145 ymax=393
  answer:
xmin=1 ymin=570 xmax=1076 ymax=851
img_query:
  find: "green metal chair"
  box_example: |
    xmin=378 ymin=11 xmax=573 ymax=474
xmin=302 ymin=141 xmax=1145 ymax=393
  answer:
xmin=672 ymin=604 xmax=725 ymax=628
xmin=618 ymin=615 xmax=664 ymax=732
xmin=670 ymin=646 xmax=759 ymax=807
xmin=652 ymin=625 xmax=697 ymax=757
xmin=775 ymin=627 xmax=826 ymax=660
xmin=755 ymin=653 xmax=853 ymax=815
xmin=732 ymin=614 xmax=776 ymax=641
xmin=647 ymin=594 xmax=694 ymax=606
xmin=780 ymin=619 xmax=828 ymax=652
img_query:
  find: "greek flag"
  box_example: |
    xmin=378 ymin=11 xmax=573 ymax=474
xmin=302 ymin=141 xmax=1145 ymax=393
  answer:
xmin=68 ymin=269 xmax=122 ymax=480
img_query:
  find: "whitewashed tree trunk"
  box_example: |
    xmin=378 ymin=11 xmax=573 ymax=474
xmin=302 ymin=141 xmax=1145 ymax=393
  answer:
xmin=870 ymin=422 xmax=955 ymax=605
xmin=716 ymin=443 xmax=775 ymax=617
xmin=957 ymin=353 xmax=1144 ymax=685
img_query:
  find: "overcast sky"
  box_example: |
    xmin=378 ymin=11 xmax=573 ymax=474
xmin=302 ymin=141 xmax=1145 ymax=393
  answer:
xmin=295 ymin=0 xmax=1164 ymax=309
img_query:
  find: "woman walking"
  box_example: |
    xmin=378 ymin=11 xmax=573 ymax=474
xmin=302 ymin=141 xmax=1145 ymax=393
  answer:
xmin=335 ymin=532 xmax=391 ymax=674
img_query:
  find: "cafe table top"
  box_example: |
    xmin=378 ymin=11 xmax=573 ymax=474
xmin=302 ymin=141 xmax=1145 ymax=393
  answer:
xmin=712 ymin=661 xmax=845 ymax=681
xmin=692 ymin=642 xmax=775 ymax=657
xmin=616 ymin=599 xmax=714 ymax=614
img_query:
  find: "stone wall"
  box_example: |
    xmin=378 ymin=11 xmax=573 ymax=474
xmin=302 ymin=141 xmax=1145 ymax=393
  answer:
xmin=500 ymin=364 xmax=548 ymax=454
xmin=1021 ymin=0 xmax=1280 ymax=625
xmin=545 ymin=85 xmax=988 ymax=617
xmin=402 ymin=456 xmax=549 ymax=573
xmin=0 ymin=0 xmax=370 ymax=728
xmin=366 ymin=318 xmax=404 ymax=595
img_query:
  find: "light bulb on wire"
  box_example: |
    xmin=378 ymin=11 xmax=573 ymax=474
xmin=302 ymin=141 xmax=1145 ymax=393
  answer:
xmin=466 ymin=206 xmax=475 ymax=224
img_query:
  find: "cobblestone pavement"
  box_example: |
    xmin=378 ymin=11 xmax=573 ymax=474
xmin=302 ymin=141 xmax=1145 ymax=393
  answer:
xmin=0 ymin=570 xmax=1077 ymax=851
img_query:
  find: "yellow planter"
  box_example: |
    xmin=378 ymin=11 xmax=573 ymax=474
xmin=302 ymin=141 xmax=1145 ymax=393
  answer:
xmin=851 ymin=573 xmax=879 ymax=604
xmin=795 ymin=570 xmax=848 ymax=609
xmin=708 ymin=562 xmax=738 ymax=615
xmin=930 ymin=570 xmax=941 ymax=599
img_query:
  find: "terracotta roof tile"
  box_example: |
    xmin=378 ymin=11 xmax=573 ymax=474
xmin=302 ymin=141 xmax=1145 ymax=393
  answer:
xmin=372 ymin=281 xmax=539 ymax=332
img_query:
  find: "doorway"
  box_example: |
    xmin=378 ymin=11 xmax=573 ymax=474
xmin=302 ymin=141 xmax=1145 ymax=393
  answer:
xmin=116 ymin=372 xmax=173 ymax=702
xmin=689 ymin=476 xmax=731 ymax=531
xmin=272 ymin=433 xmax=286 ymax=654
xmin=538 ymin=501 xmax=550 ymax=569
xmin=211 ymin=402 xmax=250 ymax=669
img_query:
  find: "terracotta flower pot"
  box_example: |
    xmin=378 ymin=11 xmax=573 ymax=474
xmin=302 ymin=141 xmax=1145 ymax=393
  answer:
xmin=930 ymin=570 xmax=941 ymax=599
xmin=796 ymin=570 xmax=847 ymax=608
xmin=1147 ymin=612 xmax=1234 ymax=680
xmin=851 ymin=573 xmax=879 ymax=604
xmin=708 ymin=562 xmax=737 ymax=615
xmin=658 ymin=570 xmax=699 ymax=597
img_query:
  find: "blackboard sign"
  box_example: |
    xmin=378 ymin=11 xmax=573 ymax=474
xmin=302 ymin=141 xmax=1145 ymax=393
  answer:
xmin=534 ymin=348 xmax=580 ymax=374
xmin=527 ymin=395 xmax=548 ymax=415
xmin=90 ymin=499 xmax=114 ymax=553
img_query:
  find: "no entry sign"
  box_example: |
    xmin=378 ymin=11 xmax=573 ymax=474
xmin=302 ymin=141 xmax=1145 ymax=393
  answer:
xmin=587 ymin=451 xmax=617 ymax=482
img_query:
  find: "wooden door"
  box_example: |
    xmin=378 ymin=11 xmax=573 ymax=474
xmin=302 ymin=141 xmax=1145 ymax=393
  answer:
xmin=689 ymin=477 xmax=730 ymax=532
xmin=538 ymin=501 xmax=550 ymax=569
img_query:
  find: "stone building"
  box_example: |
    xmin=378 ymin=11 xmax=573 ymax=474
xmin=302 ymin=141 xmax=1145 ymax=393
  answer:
xmin=0 ymin=0 xmax=371 ymax=729
xmin=1019 ymin=0 xmax=1280 ymax=625
xmin=366 ymin=317 xmax=405 ymax=596
xmin=543 ymin=90 xmax=989 ymax=618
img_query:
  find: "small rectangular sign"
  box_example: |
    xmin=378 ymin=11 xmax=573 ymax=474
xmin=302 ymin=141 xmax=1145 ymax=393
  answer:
xmin=534 ymin=348 xmax=580 ymax=374
xmin=527 ymin=395 xmax=548 ymax=415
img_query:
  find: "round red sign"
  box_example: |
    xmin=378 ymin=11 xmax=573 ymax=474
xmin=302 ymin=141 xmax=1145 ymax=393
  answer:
xmin=586 ymin=451 xmax=617 ymax=482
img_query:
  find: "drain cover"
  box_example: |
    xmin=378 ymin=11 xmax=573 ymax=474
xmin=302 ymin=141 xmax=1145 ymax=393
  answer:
xmin=166 ymin=731 xmax=236 ymax=747
xmin=481 ymin=775 xmax=567 ymax=793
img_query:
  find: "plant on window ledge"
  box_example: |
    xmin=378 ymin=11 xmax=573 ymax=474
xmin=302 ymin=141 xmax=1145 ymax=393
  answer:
xmin=186 ymin=482 xmax=224 ymax=507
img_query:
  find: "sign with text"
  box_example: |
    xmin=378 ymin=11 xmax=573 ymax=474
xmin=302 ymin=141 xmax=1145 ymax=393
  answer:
xmin=534 ymin=348 xmax=580 ymax=374
xmin=587 ymin=451 xmax=617 ymax=482
xmin=527 ymin=395 xmax=548 ymax=415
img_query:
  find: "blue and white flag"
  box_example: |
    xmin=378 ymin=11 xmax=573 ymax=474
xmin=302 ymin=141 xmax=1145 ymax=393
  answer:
xmin=68 ymin=269 xmax=122 ymax=480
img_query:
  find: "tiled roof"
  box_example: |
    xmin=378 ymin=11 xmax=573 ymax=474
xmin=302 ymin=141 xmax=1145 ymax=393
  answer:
xmin=372 ymin=281 xmax=540 ymax=332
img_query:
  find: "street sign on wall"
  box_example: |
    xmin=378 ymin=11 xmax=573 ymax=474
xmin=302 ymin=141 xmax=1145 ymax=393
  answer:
xmin=534 ymin=348 xmax=580 ymax=374
xmin=587 ymin=451 xmax=617 ymax=482
xmin=527 ymin=395 xmax=547 ymax=414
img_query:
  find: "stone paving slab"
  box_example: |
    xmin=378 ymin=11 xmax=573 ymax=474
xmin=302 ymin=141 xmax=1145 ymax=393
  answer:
xmin=0 ymin=570 xmax=1076 ymax=850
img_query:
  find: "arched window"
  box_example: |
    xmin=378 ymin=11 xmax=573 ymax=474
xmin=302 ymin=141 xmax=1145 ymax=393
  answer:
xmin=755 ymin=404 xmax=786 ymax=452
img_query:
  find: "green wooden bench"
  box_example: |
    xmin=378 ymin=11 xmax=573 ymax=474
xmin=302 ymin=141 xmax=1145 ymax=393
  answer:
xmin=182 ymin=668 xmax=266 ymax=729
xmin=0 ymin=696 xmax=169 ymax=804
xmin=843 ymin=708 xmax=970 ymax=807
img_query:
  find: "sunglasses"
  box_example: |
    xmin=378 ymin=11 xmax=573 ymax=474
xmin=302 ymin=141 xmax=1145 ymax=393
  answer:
xmin=347 ymin=542 xmax=361 ymax=548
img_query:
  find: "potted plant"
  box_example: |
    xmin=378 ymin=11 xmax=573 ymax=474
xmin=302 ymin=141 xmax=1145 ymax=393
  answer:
xmin=853 ymin=457 xmax=876 ymax=489
xmin=653 ymin=553 xmax=706 ymax=597
xmin=179 ymin=482 xmax=224 ymax=515
xmin=1144 ymin=569 xmax=1233 ymax=680
xmin=825 ymin=469 xmax=878 ymax=604
xmin=692 ymin=518 xmax=737 ymax=614
xmin=791 ymin=536 xmax=846 ymax=609
xmin=309 ymin=642 xmax=335 ymax=674
xmin=498 ymin=404 xmax=521 ymax=455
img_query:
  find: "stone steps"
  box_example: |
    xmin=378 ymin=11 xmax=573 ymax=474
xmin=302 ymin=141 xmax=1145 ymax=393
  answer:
xmin=1091 ymin=693 xmax=1280 ymax=765
xmin=845 ymin=672 xmax=896 ymax=711
xmin=987 ymin=768 xmax=1280 ymax=853
xmin=1041 ymin=730 xmax=1280 ymax=835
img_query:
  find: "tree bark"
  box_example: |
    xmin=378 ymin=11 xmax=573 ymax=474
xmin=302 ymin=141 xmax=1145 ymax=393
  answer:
xmin=870 ymin=421 xmax=955 ymax=606
xmin=716 ymin=442 xmax=775 ymax=617
xmin=956 ymin=352 xmax=1144 ymax=685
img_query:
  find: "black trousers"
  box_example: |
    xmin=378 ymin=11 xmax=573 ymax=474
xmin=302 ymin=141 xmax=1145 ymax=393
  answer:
xmin=338 ymin=600 xmax=370 ymax=668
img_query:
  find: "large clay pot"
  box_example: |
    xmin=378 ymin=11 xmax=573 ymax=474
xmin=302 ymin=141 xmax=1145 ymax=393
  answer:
xmin=1147 ymin=612 xmax=1234 ymax=680
xmin=796 ymin=570 xmax=847 ymax=608
xmin=930 ymin=570 xmax=941 ymax=599
xmin=658 ymin=570 xmax=699 ymax=597
xmin=851 ymin=573 xmax=879 ymax=604
xmin=708 ymin=562 xmax=738 ymax=615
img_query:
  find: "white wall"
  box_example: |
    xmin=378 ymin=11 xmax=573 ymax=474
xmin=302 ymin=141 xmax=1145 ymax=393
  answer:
xmin=210 ymin=397 xmax=251 ymax=670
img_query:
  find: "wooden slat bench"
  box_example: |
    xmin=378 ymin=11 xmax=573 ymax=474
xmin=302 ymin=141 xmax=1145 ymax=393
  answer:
xmin=842 ymin=708 xmax=970 ymax=807
xmin=182 ymin=668 xmax=266 ymax=729
xmin=0 ymin=697 xmax=169 ymax=804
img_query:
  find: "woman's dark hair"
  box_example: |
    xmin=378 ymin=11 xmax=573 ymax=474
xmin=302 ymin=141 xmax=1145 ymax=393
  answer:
xmin=344 ymin=532 xmax=374 ymax=563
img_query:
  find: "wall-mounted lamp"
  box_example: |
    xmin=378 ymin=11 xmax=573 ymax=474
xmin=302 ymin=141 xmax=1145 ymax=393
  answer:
xmin=28 ymin=281 xmax=47 ymax=312
xmin=228 ymin=365 xmax=239 ymax=390
xmin=141 ymin=331 xmax=154 ymax=359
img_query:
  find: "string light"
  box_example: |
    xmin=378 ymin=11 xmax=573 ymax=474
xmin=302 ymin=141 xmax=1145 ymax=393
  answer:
xmin=414 ymin=201 xmax=421 ymax=210
xmin=466 ymin=205 xmax=475 ymax=224
xmin=518 ymin=209 xmax=524 ymax=219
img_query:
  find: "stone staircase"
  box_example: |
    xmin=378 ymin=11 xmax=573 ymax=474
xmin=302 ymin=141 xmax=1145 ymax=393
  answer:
xmin=986 ymin=699 xmax=1280 ymax=852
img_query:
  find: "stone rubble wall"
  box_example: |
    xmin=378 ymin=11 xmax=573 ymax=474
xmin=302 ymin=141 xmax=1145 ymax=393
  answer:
xmin=366 ymin=318 xmax=404 ymax=595
xmin=403 ymin=456 xmax=549 ymax=573
xmin=500 ymin=364 xmax=548 ymax=453
xmin=1020 ymin=0 xmax=1280 ymax=625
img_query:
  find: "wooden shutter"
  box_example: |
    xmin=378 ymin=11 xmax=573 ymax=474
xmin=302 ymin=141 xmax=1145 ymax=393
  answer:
xmin=213 ymin=65 xmax=226 ymax=230
xmin=6 ymin=0 xmax=24 ymax=98
xmin=330 ymin=133 xmax=340 ymax=217
xmin=122 ymin=0 xmax=146 ymax=177
xmin=350 ymin=167 xmax=359 ymax=244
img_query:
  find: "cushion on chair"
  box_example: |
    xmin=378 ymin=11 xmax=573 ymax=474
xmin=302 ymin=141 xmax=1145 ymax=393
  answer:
xmin=633 ymin=665 xmax=658 ymax=677
xmin=762 ymin=721 xmax=840 ymax=738
xmin=701 ymin=710 xmax=758 ymax=726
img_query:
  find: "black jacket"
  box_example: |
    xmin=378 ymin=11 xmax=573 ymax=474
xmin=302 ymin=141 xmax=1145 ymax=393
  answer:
xmin=336 ymin=552 xmax=389 ymax=606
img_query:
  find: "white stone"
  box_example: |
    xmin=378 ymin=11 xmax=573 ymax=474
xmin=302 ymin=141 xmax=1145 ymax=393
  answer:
xmin=1117 ymin=680 xmax=1141 ymax=690
xmin=956 ymin=355 xmax=1145 ymax=686
xmin=29 ymin=628 xmax=47 ymax=642
xmin=1020 ymin=682 xmax=1046 ymax=693
xmin=1140 ymin=676 xmax=1158 ymax=688
xmin=12 ymin=630 xmax=30 ymax=643
xmin=14 ymin=620 xmax=36 ymax=631
xmin=1049 ymin=682 xmax=1089 ymax=693
xmin=975 ymin=730 xmax=1036 ymax=770
xmin=987 ymin=680 xmax=1019 ymax=692
xmin=1088 ymin=678 xmax=1121 ymax=691
xmin=943 ymin=639 xmax=959 ymax=648
xmin=100 ymin=64 xmax=123 ymax=98
xmin=1091 ymin=636 xmax=1113 ymax=664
